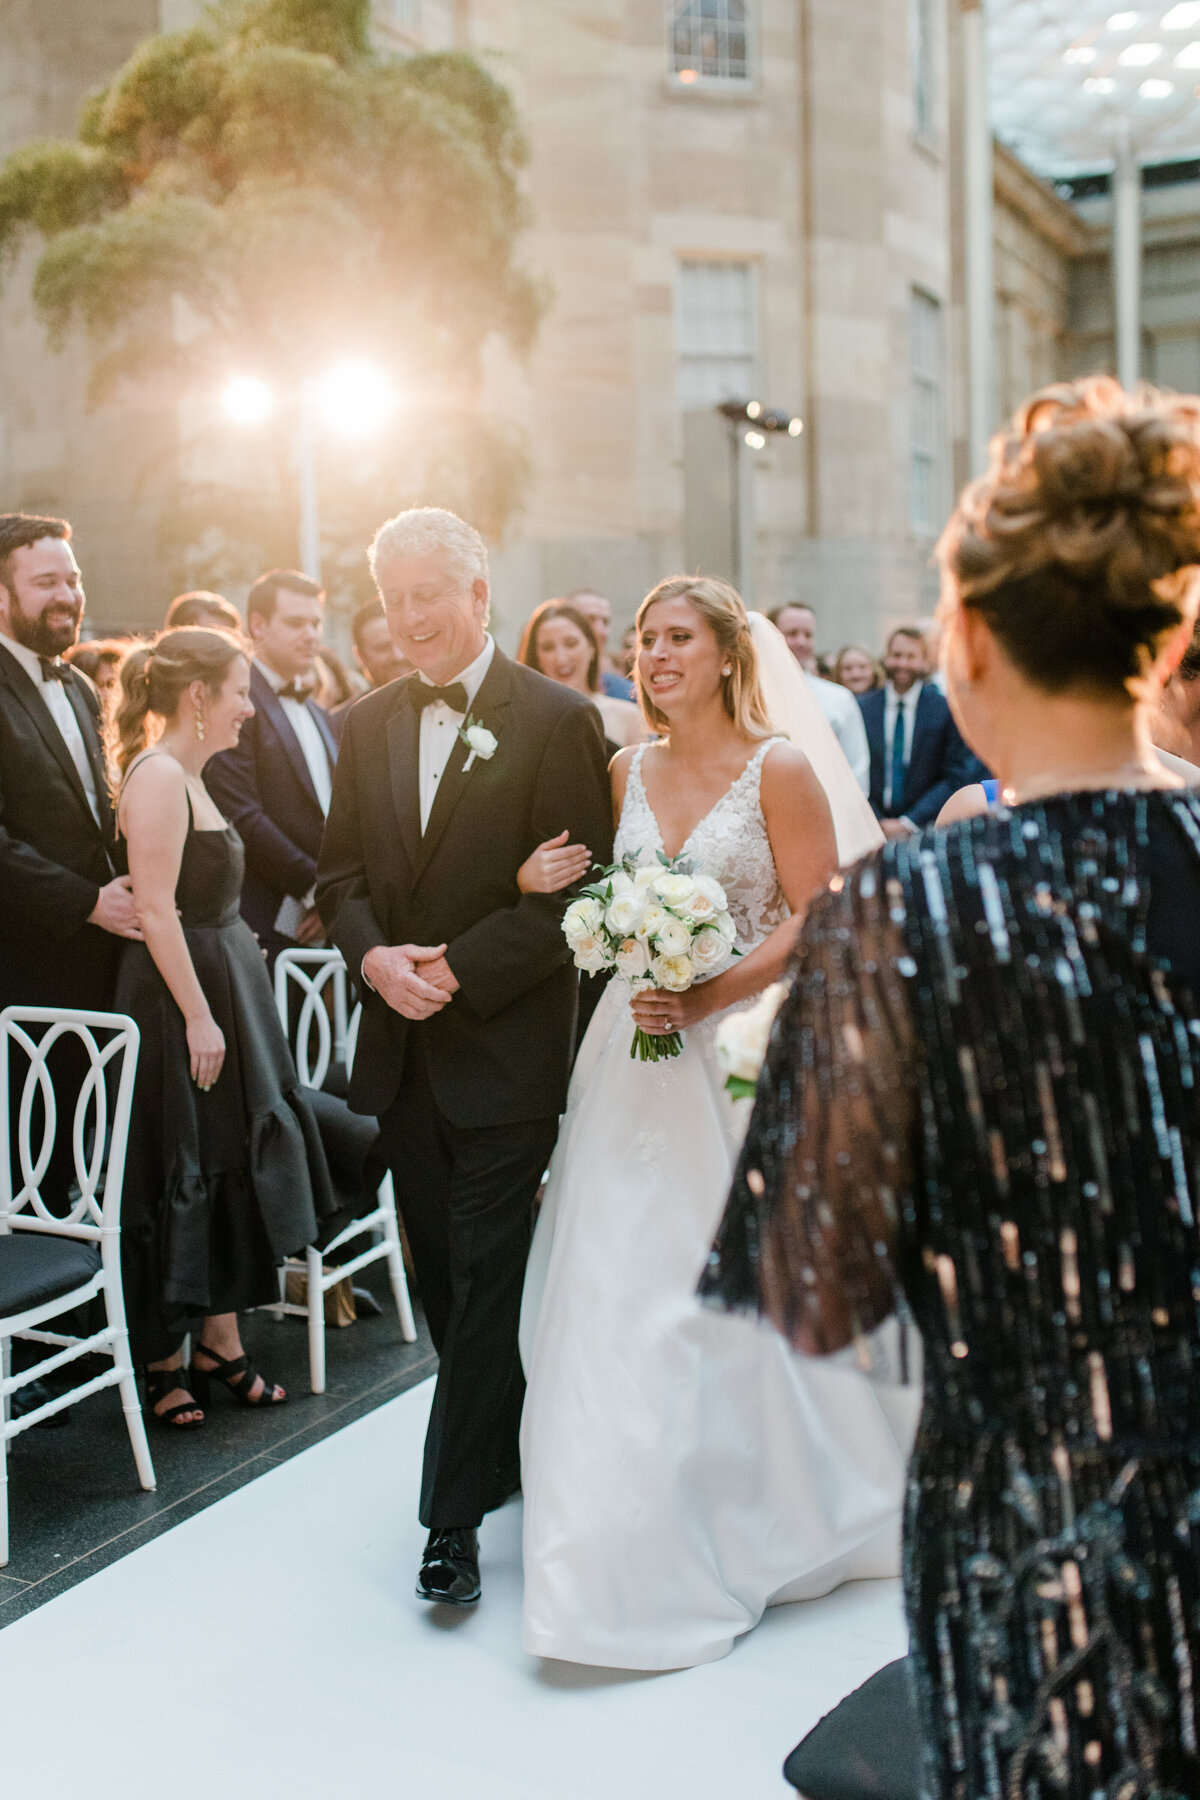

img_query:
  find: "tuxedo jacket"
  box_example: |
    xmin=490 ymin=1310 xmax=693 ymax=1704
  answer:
xmin=859 ymin=683 xmax=972 ymax=826
xmin=205 ymin=662 xmax=337 ymax=943
xmin=0 ymin=640 xmax=119 ymax=1010
xmin=316 ymin=651 xmax=614 ymax=1129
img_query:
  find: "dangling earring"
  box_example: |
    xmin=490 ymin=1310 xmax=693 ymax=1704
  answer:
xmin=195 ymin=705 xmax=206 ymax=743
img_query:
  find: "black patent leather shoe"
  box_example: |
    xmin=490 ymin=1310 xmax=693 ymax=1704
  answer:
xmin=416 ymin=1527 xmax=481 ymax=1605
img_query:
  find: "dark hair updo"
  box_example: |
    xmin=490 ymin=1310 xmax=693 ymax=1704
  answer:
xmin=937 ymin=377 xmax=1200 ymax=694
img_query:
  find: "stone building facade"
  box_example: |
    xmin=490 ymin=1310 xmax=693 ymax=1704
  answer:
xmin=2 ymin=1 xmax=1199 ymax=654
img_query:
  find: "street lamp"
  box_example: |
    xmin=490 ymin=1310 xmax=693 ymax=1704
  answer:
xmin=715 ymin=399 xmax=804 ymax=608
xmin=220 ymin=361 xmax=397 ymax=581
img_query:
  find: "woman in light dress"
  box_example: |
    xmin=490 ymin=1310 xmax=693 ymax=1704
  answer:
xmin=518 ymin=600 xmax=646 ymax=753
xmin=517 ymin=577 xmax=908 ymax=1671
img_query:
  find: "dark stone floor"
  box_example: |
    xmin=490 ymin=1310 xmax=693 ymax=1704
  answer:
xmin=0 ymin=1268 xmax=434 ymax=1626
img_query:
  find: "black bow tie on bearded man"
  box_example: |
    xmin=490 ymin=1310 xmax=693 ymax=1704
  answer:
xmin=409 ymin=679 xmax=468 ymax=715
xmin=40 ymin=659 xmax=70 ymax=683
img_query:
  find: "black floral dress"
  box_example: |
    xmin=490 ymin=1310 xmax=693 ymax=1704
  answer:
xmin=703 ymin=791 xmax=1200 ymax=1800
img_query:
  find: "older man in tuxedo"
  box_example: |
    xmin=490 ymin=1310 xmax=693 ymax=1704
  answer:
xmin=318 ymin=507 xmax=612 ymax=1608
xmin=205 ymin=568 xmax=337 ymax=965
xmin=0 ymin=512 xmax=142 ymax=1218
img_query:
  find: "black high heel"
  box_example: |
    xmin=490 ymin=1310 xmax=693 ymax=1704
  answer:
xmin=143 ymin=1367 xmax=205 ymax=1430
xmin=190 ymin=1343 xmax=286 ymax=1408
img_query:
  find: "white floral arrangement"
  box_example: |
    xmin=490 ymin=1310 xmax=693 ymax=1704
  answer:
xmin=714 ymin=981 xmax=788 ymax=1101
xmin=458 ymin=716 xmax=498 ymax=771
xmin=562 ymin=851 xmax=738 ymax=1062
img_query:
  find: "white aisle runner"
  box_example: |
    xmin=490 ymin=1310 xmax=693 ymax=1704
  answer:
xmin=0 ymin=1379 xmax=906 ymax=1799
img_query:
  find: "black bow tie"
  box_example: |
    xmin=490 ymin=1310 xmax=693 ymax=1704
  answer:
xmin=410 ymin=679 xmax=467 ymax=715
xmin=40 ymin=659 xmax=69 ymax=683
xmin=277 ymin=682 xmax=311 ymax=704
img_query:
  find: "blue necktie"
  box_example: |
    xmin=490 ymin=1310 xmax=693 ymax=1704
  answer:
xmin=888 ymin=700 xmax=907 ymax=813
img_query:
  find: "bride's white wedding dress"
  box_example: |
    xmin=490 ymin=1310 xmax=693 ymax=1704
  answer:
xmin=518 ymin=739 xmax=908 ymax=1670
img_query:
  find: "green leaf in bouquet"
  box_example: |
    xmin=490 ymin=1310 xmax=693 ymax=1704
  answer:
xmin=724 ymin=1074 xmax=758 ymax=1102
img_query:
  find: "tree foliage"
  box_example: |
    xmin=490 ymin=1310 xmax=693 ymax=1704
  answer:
xmin=0 ymin=0 xmax=542 ymax=578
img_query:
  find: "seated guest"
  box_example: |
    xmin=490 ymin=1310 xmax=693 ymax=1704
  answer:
xmin=111 ymin=628 xmax=334 ymax=1428
xmin=832 ymin=643 xmax=883 ymax=694
xmin=204 ymin=569 xmax=336 ymax=964
xmin=63 ymin=637 xmax=129 ymax=709
xmin=568 ymin=590 xmax=635 ymax=700
xmin=769 ymin=604 xmax=871 ymax=793
xmin=328 ymin=600 xmax=410 ymax=740
xmin=859 ymin=624 xmax=972 ymax=836
xmin=518 ymin=601 xmax=645 ymax=754
xmin=164 ymin=590 xmax=245 ymax=634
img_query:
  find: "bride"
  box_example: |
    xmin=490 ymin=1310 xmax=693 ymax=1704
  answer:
xmin=517 ymin=576 xmax=909 ymax=1671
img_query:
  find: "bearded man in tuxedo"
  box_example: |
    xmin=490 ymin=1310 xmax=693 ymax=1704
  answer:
xmin=317 ymin=508 xmax=612 ymax=1606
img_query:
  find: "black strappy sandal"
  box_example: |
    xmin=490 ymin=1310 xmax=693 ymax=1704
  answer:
xmin=190 ymin=1344 xmax=287 ymax=1409
xmin=144 ymin=1367 xmax=205 ymax=1430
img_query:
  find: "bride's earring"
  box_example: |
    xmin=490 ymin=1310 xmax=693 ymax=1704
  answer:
xmin=195 ymin=705 xmax=206 ymax=743
xmin=722 ymin=666 xmax=732 ymax=677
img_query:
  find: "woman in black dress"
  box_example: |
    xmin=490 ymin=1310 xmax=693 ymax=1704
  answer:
xmin=702 ymin=378 xmax=1200 ymax=1798
xmin=112 ymin=627 xmax=335 ymax=1428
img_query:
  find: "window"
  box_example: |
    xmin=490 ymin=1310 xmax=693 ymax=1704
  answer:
xmin=909 ymin=0 xmax=935 ymax=140
xmin=675 ymin=261 xmax=758 ymax=410
xmin=910 ymin=290 xmax=944 ymax=536
xmin=669 ymin=0 xmax=750 ymax=85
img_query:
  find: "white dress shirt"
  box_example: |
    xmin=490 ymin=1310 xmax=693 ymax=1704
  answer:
xmin=416 ymin=635 xmax=495 ymax=833
xmin=882 ymin=679 xmax=924 ymax=813
xmin=2 ymin=635 xmax=101 ymax=826
xmin=806 ymin=671 xmax=870 ymax=794
xmin=255 ymin=658 xmax=333 ymax=816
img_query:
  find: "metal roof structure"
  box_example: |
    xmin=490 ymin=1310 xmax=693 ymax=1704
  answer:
xmin=988 ymin=2 xmax=1200 ymax=174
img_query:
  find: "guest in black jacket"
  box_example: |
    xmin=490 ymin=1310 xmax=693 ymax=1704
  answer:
xmin=858 ymin=625 xmax=972 ymax=836
xmin=0 ymin=512 xmax=142 ymax=1206
xmin=204 ymin=569 xmax=337 ymax=964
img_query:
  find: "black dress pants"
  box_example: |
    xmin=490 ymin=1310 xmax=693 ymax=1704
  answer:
xmin=379 ymin=1030 xmax=558 ymax=1530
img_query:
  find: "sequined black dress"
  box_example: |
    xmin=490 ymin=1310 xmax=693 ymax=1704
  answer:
xmin=115 ymin=808 xmax=336 ymax=1363
xmin=703 ymin=791 xmax=1200 ymax=1800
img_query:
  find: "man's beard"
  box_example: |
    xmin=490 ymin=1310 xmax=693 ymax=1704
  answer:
xmin=9 ymin=595 xmax=83 ymax=658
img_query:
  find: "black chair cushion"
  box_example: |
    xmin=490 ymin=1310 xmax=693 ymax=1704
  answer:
xmin=0 ymin=1234 xmax=102 ymax=1318
xmin=783 ymin=1657 xmax=923 ymax=1799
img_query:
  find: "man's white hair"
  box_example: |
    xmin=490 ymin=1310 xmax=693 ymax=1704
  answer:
xmin=368 ymin=507 xmax=489 ymax=592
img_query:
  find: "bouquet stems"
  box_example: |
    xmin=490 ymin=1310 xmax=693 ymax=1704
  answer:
xmin=630 ymin=1027 xmax=683 ymax=1062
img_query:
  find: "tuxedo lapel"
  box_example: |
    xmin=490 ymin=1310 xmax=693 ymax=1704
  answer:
xmin=0 ymin=645 xmax=100 ymax=834
xmin=64 ymin=674 xmax=115 ymax=845
xmin=386 ymin=687 xmax=422 ymax=870
xmin=410 ymin=652 xmax=514 ymax=886
xmin=252 ymin=664 xmax=321 ymax=809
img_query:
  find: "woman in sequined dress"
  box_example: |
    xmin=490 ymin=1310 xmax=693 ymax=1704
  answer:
xmin=704 ymin=378 xmax=1200 ymax=1799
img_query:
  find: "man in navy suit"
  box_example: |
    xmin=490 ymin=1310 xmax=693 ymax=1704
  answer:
xmin=205 ymin=568 xmax=337 ymax=964
xmin=858 ymin=625 xmax=972 ymax=837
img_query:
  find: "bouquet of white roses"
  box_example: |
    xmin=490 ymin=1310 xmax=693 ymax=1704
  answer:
xmin=562 ymin=851 xmax=738 ymax=1061
xmin=714 ymin=981 xmax=788 ymax=1101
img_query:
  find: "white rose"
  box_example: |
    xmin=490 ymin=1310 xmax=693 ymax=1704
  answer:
xmin=605 ymin=888 xmax=646 ymax=936
xmin=464 ymin=724 xmax=498 ymax=761
xmin=653 ymin=914 xmax=692 ymax=957
xmin=614 ymin=937 xmax=651 ymax=981
xmin=633 ymin=863 xmax=661 ymax=889
xmin=563 ymin=896 xmax=603 ymax=943
xmin=690 ymin=926 xmax=732 ymax=974
xmin=650 ymin=952 xmax=694 ymax=993
xmin=653 ymin=872 xmax=696 ymax=907
xmin=714 ymin=983 xmax=788 ymax=1083
xmin=573 ymin=934 xmax=612 ymax=974
xmin=608 ymin=870 xmax=635 ymax=898
xmin=682 ymin=874 xmax=728 ymax=923
xmin=635 ymin=901 xmax=666 ymax=940
xmin=715 ymin=910 xmax=738 ymax=944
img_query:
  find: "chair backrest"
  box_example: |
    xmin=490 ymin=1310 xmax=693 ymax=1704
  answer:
xmin=0 ymin=1007 xmax=140 ymax=1242
xmin=274 ymin=948 xmax=362 ymax=1088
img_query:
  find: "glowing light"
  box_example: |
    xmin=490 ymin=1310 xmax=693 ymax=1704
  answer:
xmin=1119 ymin=40 xmax=1162 ymax=62
xmin=1107 ymin=11 xmax=1140 ymax=28
xmin=1163 ymin=2 xmax=1200 ymax=26
xmin=744 ymin=429 xmax=766 ymax=450
xmin=1064 ymin=45 xmax=1098 ymax=63
xmin=677 ymin=67 xmax=700 ymax=83
xmin=1140 ymin=75 xmax=1176 ymax=92
xmin=787 ymin=417 xmax=803 ymax=437
xmin=222 ymin=375 xmax=273 ymax=425
xmin=1176 ymin=39 xmax=1200 ymax=62
xmin=746 ymin=399 xmax=761 ymax=418
xmin=1084 ymin=75 xmax=1118 ymax=91
xmin=313 ymin=361 xmax=395 ymax=435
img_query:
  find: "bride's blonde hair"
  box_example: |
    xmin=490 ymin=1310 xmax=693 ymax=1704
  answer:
xmin=634 ymin=576 xmax=774 ymax=737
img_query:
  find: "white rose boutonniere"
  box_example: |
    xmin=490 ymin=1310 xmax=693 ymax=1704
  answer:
xmin=458 ymin=715 xmax=499 ymax=773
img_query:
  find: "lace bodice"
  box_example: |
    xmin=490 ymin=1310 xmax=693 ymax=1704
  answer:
xmin=615 ymin=739 xmax=789 ymax=952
